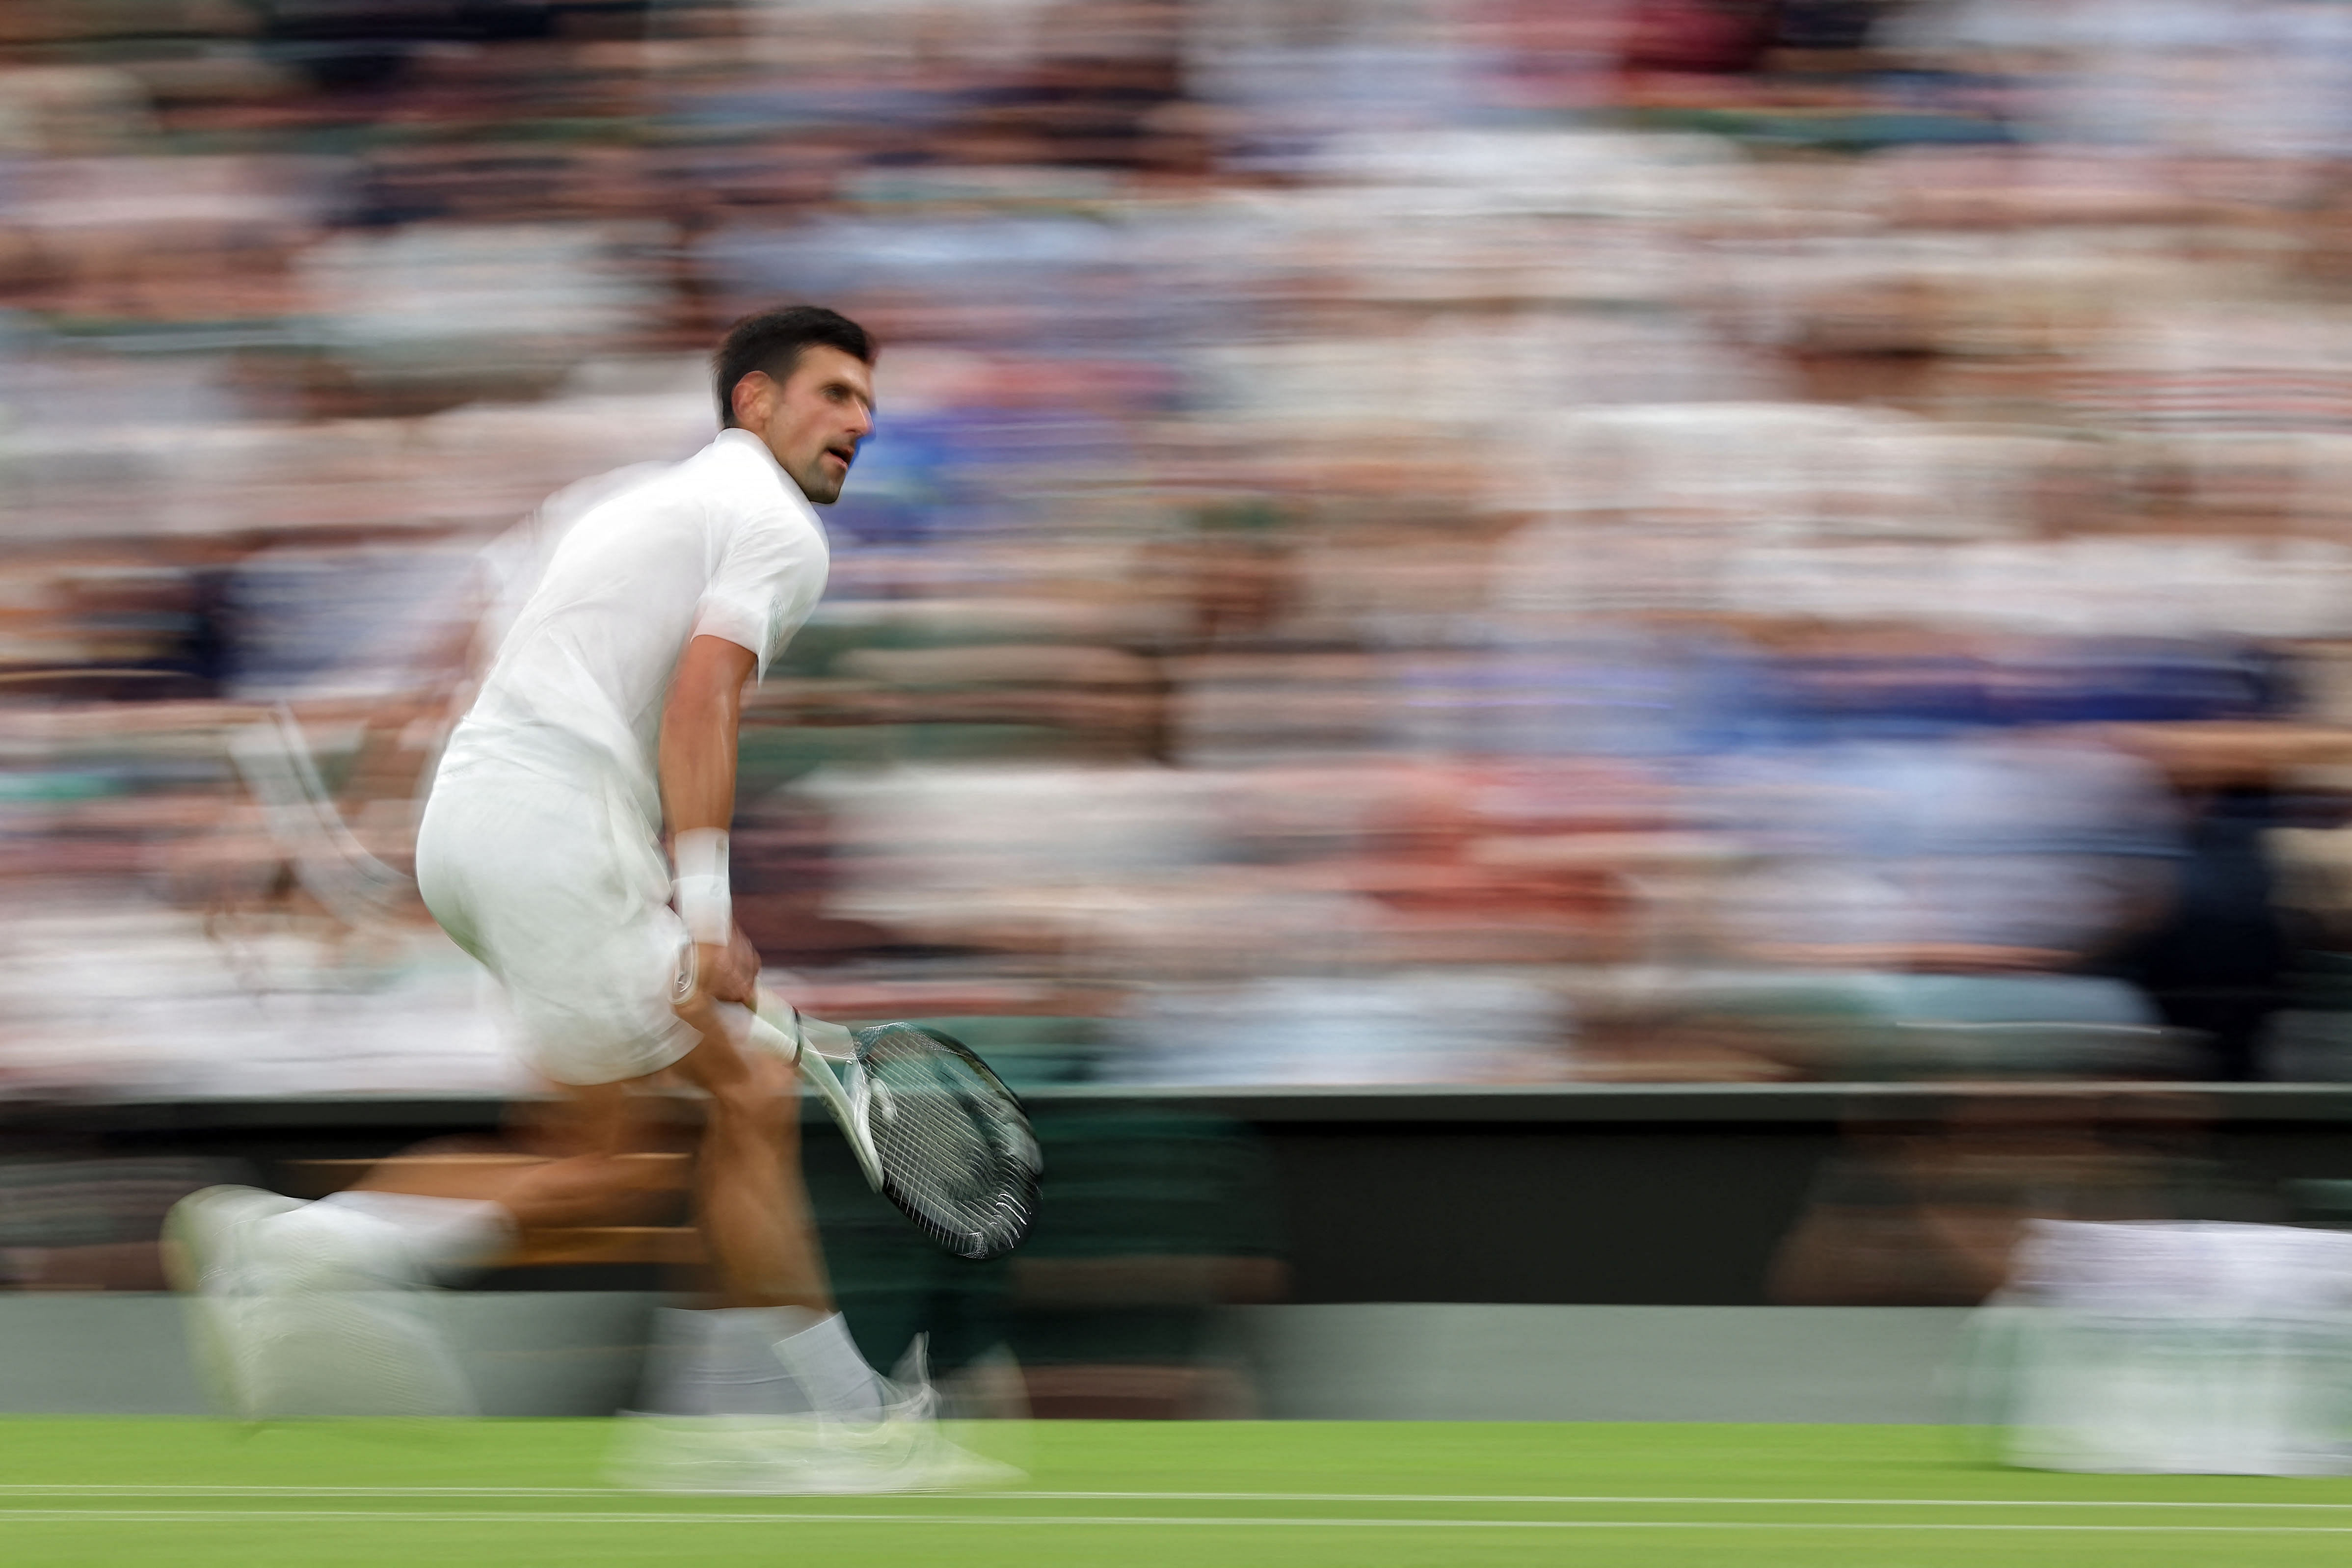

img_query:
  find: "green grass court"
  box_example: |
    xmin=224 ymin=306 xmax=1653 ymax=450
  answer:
xmin=5 ymin=1420 xmax=2352 ymax=1566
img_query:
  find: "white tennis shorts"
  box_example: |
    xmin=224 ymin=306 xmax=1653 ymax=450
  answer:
xmin=415 ymin=760 xmax=700 ymax=1086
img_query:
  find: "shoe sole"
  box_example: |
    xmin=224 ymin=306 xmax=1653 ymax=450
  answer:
xmin=609 ymin=1414 xmax=1025 ymax=1496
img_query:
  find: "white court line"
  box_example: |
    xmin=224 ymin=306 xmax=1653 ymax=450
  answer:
xmin=0 ymin=1487 xmax=615 ymax=1498
xmin=1 ymin=1486 xmax=2350 ymax=1511
xmin=4 ymin=1510 xmax=2352 ymax=1534
xmin=1032 ymin=1491 xmax=2352 ymax=1511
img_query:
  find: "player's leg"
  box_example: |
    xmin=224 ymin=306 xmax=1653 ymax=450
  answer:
xmin=344 ymin=1080 xmax=685 ymax=1234
xmin=184 ymin=1069 xmax=688 ymax=1290
xmin=612 ymin=1001 xmax=1025 ymax=1493
xmin=168 ymin=768 xmax=693 ymax=1415
xmin=165 ymin=1049 xmax=737 ymax=1421
xmin=667 ymin=996 xmax=827 ymax=1309
xmin=635 ymin=998 xmax=890 ymax=1430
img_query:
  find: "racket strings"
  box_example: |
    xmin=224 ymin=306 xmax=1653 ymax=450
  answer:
xmin=856 ymin=1025 xmax=1039 ymax=1260
xmin=880 ymin=1087 xmax=1022 ymax=1252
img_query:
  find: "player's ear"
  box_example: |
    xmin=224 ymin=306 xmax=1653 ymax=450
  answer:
xmin=729 ymin=371 xmax=775 ymax=429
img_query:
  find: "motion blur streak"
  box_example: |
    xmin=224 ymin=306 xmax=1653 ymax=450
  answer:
xmin=15 ymin=0 xmax=2352 ymax=1453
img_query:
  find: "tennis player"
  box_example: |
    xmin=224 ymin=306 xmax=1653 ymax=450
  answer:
xmin=167 ymin=306 xmax=995 ymax=1492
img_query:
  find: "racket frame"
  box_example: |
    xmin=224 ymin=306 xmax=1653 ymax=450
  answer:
xmin=226 ymin=702 xmax=411 ymax=928
xmin=746 ymin=993 xmax=1040 ymax=1260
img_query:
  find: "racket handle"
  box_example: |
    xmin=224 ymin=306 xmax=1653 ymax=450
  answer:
xmin=741 ymin=1007 xmax=802 ymax=1065
xmin=746 ymin=994 xmax=883 ymax=1193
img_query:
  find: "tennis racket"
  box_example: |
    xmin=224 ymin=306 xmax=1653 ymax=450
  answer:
xmin=226 ymin=703 xmax=411 ymax=930
xmin=748 ymin=994 xmax=1041 ymax=1262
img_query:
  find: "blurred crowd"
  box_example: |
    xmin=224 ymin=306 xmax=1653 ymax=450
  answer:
xmin=14 ymin=0 xmax=2352 ymax=1093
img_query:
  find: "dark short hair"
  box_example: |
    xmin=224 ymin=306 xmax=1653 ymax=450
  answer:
xmin=713 ymin=305 xmax=876 ymax=428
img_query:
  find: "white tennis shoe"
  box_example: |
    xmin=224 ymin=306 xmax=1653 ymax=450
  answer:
xmin=610 ymin=1337 xmax=1023 ymax=1494
xmin=163 ymin=1184 xmax=475 ymax=1419
xmin=164 ymin=1184 xmax=305 ymax=1418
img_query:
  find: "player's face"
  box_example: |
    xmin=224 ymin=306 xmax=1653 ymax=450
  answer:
xmin=747 ymin=345 xmax=876 ymax=505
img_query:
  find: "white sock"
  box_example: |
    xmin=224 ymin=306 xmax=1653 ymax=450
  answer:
xmin=770 ymin=1310 xmax=885 ymax=1424
xmin=644 ymin=1308 xmax=883 ymax=1422
xmin=313 ymin=1190 xmax=515 ymax=1280
xmin=647 ymin=1307 xmax=810 ymax=1418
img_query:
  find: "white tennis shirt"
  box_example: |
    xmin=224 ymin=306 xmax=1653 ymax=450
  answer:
xmin=434 ymin=427 xmax=830 ymax=833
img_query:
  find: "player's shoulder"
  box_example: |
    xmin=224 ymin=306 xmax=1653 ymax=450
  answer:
xmin=548 ymin=450 xmax=704 ymax=536
xmin=691 ymin=431 xmax=825 ymax=540
xmin=552 ymin=435 xmax=768 ymax=528
xmin=543 ymin=432 xmax=819 ymax=563
xmin=534 ymin=458 xmax=676 ymax=534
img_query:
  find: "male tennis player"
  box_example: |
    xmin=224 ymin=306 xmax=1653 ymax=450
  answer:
xmin=167 ymin=306 xmax=993 ymax=1491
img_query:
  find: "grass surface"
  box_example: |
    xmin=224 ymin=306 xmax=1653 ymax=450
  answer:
xmin=3 ymin=1419 xmax=2352 ymax=1566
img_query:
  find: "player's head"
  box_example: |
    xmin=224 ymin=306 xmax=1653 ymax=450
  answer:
xmin=714 ymin=305 xmax=877 ymax=505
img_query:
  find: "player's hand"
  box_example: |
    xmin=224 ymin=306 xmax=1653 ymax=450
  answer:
xmin=695 ymin=927 xmax=762 ymax=1007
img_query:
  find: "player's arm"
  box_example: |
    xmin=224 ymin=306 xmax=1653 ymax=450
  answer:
xmin=660 ymin=632 xmax=761 ymax=1006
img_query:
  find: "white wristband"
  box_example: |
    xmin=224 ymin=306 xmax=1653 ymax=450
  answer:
xmin=671 ymin=828 xmax=732 ymax=945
